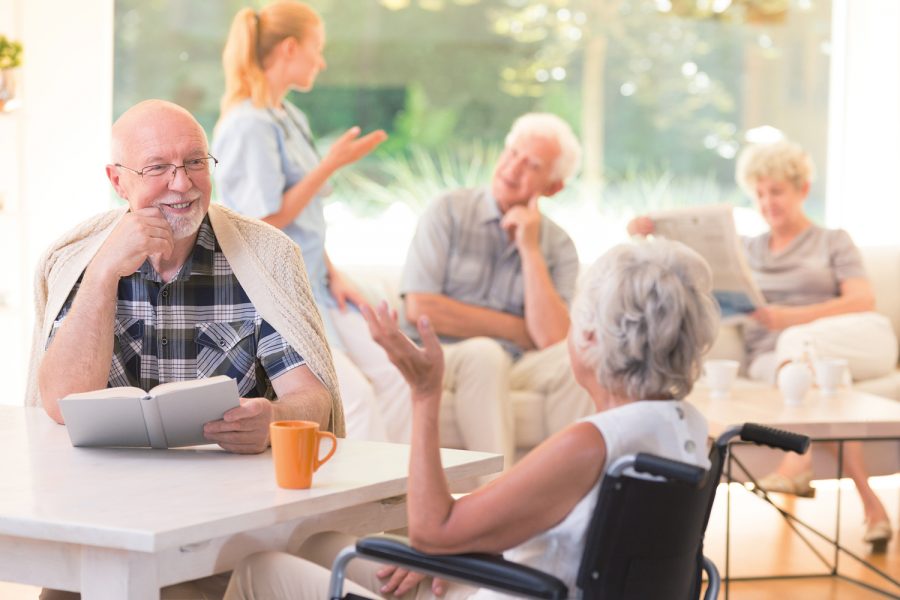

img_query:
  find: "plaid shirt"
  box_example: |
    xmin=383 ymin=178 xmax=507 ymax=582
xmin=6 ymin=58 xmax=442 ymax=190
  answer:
xmin=49 ymin=217 xmax=305 ymax=397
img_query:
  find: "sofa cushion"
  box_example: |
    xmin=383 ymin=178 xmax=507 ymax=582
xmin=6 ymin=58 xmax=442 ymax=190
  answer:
xmin=706 ymin=324 xmax=744 ymax=362
xmin=861 ymin=245 xmax=900 ymax=337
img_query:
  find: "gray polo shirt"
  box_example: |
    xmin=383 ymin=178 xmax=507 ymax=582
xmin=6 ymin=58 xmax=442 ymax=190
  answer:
xmin=400 ymin=187 xmax=579 ymax=356
xmin=742 ymin=225 xmax=867 ymax=361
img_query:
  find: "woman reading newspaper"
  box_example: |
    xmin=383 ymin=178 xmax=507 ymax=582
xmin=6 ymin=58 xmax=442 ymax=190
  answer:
xmin=628 ymin=139 xmax=895 ymax=550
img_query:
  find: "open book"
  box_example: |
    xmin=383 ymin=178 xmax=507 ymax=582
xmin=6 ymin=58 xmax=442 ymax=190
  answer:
xmin=648 ymin=204 xmax=766 ymax=322
xmin=58 ymin=375 xmax=240 ymax=449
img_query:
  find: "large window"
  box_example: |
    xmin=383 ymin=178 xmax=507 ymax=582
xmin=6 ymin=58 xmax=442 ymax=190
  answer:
xmin=114 ymin=0 xmax=831 ymax=263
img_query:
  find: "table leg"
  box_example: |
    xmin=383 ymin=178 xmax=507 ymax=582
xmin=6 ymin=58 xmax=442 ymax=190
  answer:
xmin=833 ymin=440 xmax=844 ymax=576
xmin=725 ymin=447 xmax=732 ymax=600
xmin=80 ymin=547 xmax=159 ymax=600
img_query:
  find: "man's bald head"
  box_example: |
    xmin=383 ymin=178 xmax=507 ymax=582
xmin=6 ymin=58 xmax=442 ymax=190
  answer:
xmin=110 ymin=100 xmax=208 ymax=165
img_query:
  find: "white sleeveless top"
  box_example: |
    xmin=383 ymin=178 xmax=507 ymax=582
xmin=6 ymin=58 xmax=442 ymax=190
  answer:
xmin=470 ymin=400 xmax=709 ymax=600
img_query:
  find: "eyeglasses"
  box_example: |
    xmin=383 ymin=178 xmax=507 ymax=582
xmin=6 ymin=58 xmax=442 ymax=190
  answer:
xmin=115 ymin=154 xmax=218 ymax=182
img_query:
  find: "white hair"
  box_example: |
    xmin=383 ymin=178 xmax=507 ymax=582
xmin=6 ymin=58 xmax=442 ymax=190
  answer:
xmin=505 ymin=113 xmax=582 ymax=182
xmin=735 ymin=139 xmax=815 ymax=196
xmin=570 ymin=239 xmax=720 ymax=400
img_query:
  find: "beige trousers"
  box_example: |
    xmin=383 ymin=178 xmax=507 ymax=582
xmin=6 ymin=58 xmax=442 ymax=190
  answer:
xmin=224 ymin=532 xmax=476 ymax=600
xmin=510 ymin=340 xmax=593 ymax=440
xmin=442 ymin=337 xmax=592 ymax=471
xmin=748 ymin=312 xmax=898 ymax=383
xmin=442 ymin=337 xmax=514 ymax=469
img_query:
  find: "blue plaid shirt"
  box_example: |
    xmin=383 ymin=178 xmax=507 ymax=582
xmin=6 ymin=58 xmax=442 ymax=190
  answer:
xmin=49 ymin=217 xmax=305 ymax=397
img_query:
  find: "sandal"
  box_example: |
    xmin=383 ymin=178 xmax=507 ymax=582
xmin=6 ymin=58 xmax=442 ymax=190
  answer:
xmin=864 ymin=519 xmax=892 ymax=553
xmin=755 ymin=470 xmax=816 ymax=498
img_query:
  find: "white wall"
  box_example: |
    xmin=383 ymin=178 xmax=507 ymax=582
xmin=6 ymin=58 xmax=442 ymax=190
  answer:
xmin=0 ymin=0 xmax=113 ymax=405
xmin=0 ymin=0 xmax=27 ymax=406
xmin=827 ymin=0 xmax=900 ymax=244
xmin=20 ymin=0 xmax=114 ymax=264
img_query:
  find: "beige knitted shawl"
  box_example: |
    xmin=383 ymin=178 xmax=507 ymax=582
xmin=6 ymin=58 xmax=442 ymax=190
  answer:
xmin=25 ymin=203 xmax=345 ymax=437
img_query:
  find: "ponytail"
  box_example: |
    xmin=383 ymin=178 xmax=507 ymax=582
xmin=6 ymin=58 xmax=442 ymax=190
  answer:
xmin=218 ymin=1 xmax=322 ymax=121
xmin=220 ymin=8 xmax=271 ymax=117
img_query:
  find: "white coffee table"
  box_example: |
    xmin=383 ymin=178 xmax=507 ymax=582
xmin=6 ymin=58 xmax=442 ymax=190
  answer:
xmin=690 ymin=378 xmax=900 ymax=440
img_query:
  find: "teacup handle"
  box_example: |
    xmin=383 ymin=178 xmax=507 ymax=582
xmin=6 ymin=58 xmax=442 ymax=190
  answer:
xmin=314 ymin=431 xmax=337 ymax=471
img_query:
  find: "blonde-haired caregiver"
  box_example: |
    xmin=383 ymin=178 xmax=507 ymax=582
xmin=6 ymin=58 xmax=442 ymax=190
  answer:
xmin=213 ymin=1 xmax=410 ymax=443
xmin=628 ymin=139 xmax=896 ymax=549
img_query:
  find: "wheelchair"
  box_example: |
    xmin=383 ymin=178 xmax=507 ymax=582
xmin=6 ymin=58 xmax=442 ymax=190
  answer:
xmin=328 ymin=422 xmax=809 ymax=600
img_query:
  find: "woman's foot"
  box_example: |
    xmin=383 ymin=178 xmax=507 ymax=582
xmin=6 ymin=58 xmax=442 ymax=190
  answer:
xmin=863 ymin=519 xmax=892 ymax=553
xmin=756 ymin=470 xmax=816 ymax=498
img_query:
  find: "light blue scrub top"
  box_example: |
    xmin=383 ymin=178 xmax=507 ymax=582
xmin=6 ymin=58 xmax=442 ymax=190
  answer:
xmin=212 ymin=99 xmax=342 ymax=345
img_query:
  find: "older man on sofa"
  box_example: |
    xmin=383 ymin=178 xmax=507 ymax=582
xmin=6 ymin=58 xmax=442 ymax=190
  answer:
xmin=399 ymin=113 xmax=592 ymax=470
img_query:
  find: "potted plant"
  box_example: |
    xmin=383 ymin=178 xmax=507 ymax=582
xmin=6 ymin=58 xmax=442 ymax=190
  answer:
xmin=0 ymin=34 xmax=23 ymax=112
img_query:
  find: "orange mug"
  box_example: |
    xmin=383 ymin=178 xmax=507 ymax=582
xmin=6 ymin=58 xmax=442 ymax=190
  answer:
xmin=270 ymin=420 xmax=337 ymax=489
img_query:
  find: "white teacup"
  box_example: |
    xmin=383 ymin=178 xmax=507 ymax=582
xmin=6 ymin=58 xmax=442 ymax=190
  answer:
xmin=704 ymin=359 xmax=740 ymax=399
xmin=814 ymin=357 xmax=848 ymax=395
xmin=778 ymin=361 xmax=813 ymax=406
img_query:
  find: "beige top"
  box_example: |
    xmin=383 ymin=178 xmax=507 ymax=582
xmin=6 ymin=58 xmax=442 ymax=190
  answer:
xmin=25 ymin=203 xmax=345 ymax=437
xmin=742 ymin=225 xmax=866 ymax=361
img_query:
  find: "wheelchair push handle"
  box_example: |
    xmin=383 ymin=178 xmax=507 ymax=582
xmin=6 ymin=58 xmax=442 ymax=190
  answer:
xmin=633 ymin=453 xmax=706 ymax=486
xmin=739 ymin=423 xmax=810 ymax=454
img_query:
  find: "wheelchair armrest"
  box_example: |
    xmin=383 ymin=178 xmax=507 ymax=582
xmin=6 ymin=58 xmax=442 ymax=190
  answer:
xmin=354 ymin=534 xmax=569 ymax=600
xmin=633 ymin=453 xmax=706 ymax=485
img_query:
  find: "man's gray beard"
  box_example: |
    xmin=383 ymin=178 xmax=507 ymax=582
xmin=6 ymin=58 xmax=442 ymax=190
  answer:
xmin=161 ymin=204 xmax=204 ymax=241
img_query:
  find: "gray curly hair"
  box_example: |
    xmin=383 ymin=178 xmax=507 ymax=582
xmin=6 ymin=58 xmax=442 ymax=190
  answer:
xmin=735 ymin=139 xmax=815 ymax=196
xmin=570 ymin=239 xmax=720 ymax=400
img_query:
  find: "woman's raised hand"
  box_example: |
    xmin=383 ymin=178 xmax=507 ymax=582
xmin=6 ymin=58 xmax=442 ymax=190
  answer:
xmin=360 ymin=301 xmax=444 ymax=400
xmin=323 ymin=126 xmax=388 ymax=171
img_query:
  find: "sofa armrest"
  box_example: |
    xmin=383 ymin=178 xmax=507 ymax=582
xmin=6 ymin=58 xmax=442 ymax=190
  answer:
xmin=341 ymin=265 xmax=405 ymax=314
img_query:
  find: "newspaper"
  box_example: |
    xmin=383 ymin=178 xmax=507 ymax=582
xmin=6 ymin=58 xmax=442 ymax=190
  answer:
xmin=647 ymin=204 xmax=765 ymax=322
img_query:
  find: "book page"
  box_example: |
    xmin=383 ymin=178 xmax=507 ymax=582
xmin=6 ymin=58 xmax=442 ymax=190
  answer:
xmin=649 ymin=204 xmax=766 ymax=312
xmin=154 ymin=376 xmax=240 ymax=448
xmin=149 ymin=375 xmax=231 ymax=395
xmin=61 ymin=386 xmax=147 ymax=400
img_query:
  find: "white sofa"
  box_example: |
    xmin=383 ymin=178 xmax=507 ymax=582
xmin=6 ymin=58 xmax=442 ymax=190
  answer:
xmin=346 ymin=246 xmax=900 ymax=463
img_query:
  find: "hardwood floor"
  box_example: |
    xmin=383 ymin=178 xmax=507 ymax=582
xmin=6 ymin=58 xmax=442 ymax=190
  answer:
xmin=704 ymin=475 xmax=900 ymax=598
xmin=1 ymin=476 xmax=897 ymax=599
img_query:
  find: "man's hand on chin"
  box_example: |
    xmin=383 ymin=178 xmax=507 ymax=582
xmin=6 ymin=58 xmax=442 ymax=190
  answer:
xmin=500 ymin=196 xmax=541 ymax=251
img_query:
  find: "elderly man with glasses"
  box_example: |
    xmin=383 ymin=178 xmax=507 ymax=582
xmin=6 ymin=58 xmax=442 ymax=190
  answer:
xmin=27 ymin=99 xmax=344 ymax=458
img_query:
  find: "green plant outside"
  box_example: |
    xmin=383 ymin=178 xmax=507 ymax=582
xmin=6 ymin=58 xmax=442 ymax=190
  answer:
xmin=111 ymin=0 xmax=830 ymax=225
xmin=0 ymin=35 xmax=23 ymax=70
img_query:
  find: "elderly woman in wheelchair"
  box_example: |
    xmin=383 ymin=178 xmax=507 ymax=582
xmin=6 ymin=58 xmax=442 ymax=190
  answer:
xmin=224 ymin=239 xmax=722 ymax=600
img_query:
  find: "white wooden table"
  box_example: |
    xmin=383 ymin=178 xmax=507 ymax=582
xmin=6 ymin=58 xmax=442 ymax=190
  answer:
xmin=0 ymin=407 xmax=502 ymax=599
